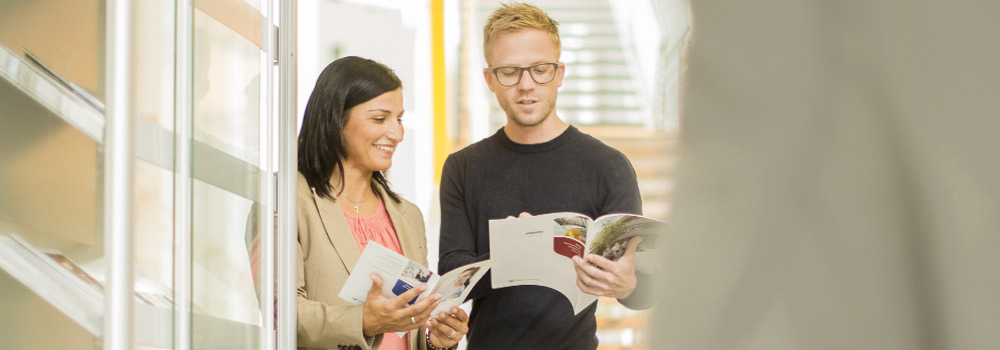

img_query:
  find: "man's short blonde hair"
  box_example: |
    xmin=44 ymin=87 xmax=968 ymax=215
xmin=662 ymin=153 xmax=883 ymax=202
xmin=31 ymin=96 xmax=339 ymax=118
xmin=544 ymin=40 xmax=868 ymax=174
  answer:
xmin=482 ymin=2 xmax=560 ymax=65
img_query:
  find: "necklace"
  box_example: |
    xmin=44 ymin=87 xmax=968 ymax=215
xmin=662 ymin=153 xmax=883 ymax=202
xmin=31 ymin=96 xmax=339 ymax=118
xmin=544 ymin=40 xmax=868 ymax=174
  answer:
xmin=343 ymin=191 xmax=370 ymax=214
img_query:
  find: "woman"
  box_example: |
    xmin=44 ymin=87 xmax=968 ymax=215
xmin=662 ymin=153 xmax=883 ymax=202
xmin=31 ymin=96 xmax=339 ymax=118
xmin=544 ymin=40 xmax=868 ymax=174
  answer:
xmin=297 ymin=56 xmax=467 ymax=350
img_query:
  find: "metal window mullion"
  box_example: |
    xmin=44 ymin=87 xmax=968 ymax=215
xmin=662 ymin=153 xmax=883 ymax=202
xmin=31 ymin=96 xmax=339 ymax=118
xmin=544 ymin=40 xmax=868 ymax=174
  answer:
xmin=260 ymin=0 xmax=277 ymax=349
xmin=276 ymin=1 xmax=298 ymax=349
xmin=104 ymin=0 xmax=135 ymax=349
xmin=173 ymin=0 xmax=194 ymax=349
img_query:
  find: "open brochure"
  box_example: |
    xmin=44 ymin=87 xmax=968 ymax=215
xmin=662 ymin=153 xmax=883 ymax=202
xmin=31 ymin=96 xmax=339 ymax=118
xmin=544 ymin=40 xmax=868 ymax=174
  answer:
xmin=489 ymin=213 xmax=665 ymax=314
xmin=339 ymin=241 xmax=490 ymax=319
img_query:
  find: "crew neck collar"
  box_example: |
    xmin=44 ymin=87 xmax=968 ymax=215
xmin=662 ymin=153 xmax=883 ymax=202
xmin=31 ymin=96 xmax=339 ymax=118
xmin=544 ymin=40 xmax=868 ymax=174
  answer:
xmin=496 ymin=125 xmax=578 ymax=154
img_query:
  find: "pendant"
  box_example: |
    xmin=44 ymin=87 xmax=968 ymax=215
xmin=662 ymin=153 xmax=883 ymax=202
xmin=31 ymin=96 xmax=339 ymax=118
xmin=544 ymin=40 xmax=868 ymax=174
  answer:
xmin=353 ymin=202 xmax=360 ymax=214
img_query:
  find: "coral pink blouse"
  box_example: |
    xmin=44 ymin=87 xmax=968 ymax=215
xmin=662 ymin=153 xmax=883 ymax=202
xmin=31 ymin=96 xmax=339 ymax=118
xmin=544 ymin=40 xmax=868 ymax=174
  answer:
xmin=343 ymin=196 xmax=407 ymax=350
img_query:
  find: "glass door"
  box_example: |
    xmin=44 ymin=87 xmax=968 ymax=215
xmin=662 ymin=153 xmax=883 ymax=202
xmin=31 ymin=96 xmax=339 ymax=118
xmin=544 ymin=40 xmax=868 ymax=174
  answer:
xmin=186 ymin=0 xmax=274 ymax=348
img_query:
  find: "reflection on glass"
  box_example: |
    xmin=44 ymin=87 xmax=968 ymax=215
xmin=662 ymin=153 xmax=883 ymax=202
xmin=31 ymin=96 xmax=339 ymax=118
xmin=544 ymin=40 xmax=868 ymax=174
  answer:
xmin=190 ymin=5 xmax=266 ymax=347
xmin=135 ymin=159 xmax=175 ymax=290
xmin=1 ymin=5 xmax=103 ymax=344
xmin=193 ymin=9 xmax=261 ymax=167
xmin=192 ymin=180 xmax=261 ymax=326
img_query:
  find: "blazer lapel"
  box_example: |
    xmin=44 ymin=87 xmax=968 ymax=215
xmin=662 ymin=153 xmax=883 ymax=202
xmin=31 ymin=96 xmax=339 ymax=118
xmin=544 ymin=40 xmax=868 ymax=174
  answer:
xmin=381 ymin=188 xmax=420 ymax=263
xmin=310 ymin=187 xmax=363 ymax=272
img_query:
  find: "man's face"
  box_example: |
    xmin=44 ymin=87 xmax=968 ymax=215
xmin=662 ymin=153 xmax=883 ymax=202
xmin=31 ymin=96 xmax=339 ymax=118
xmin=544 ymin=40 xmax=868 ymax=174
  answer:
xmin=483 ymin=29 xmax=564 ymax=129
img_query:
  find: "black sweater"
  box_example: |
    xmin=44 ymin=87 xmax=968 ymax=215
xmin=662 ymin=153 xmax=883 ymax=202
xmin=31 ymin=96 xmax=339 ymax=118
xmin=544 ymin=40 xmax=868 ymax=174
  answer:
xmin=438 ymin=126 xmax=647 ymax=350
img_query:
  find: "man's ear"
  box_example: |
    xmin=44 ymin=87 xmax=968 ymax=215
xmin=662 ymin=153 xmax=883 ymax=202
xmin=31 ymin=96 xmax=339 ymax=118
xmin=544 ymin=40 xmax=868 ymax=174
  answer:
xmin=555 ymin=63 xmax=566 ymax=88
xmin=483 ymin=68 xmax=497 ymax=92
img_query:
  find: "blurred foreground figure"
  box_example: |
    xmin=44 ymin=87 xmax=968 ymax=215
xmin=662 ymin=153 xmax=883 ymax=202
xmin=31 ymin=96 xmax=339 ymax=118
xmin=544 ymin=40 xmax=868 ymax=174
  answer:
xmin=653 ymin=1 xmax=1000 ymax=349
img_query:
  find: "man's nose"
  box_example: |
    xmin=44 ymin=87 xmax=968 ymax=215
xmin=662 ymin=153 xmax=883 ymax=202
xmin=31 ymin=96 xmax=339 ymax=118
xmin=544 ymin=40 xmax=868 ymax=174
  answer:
xmin=516 ymin=69 xmax=536 ymax=89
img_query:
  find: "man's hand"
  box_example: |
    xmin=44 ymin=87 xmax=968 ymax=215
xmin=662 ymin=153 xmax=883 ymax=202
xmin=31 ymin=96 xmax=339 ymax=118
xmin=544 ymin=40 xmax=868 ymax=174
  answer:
xmin=571 ymin=236 xmax=643 ymax=299
xmin=506 ymin=212 xmax=533 ymax=219
xmin=426 ymin=306 xmax=470 ymax=349
xmin=362 ymin=274 xmax=441 ymax=337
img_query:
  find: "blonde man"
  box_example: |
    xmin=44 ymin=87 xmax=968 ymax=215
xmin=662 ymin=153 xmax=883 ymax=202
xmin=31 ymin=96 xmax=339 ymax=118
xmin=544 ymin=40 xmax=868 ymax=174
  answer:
xmin=437 ymin=3 xmax=652 ymax=349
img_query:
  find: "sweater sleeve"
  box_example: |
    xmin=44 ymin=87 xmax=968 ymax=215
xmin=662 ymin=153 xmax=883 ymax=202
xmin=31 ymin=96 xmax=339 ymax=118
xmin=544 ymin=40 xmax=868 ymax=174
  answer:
xmin=600 ymin=151 xmax=643 ymax=216
xmin=599 ymin=152 xmax=655 ymax=310
xmin=437 ymin=153 xmax=492 ymax=302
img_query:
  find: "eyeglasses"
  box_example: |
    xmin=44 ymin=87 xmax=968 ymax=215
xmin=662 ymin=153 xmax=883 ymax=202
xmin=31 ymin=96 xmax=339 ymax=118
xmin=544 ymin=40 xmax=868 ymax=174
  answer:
xmin=489 ymin=62 xmax=560 ymax=87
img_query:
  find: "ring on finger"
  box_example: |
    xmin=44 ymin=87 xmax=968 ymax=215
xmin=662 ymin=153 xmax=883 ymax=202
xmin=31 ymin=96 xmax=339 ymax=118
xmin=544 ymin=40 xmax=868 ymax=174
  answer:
xmin=447 ymin=329 xmax=457 ymax=339
xmin=411 ymin=316 xmax=416 ymax=324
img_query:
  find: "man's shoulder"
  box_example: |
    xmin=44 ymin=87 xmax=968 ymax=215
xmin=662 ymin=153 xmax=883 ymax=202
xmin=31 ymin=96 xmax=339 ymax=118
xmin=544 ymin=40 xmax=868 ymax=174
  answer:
xmin=448 ymin=131 xmax=503 ymax=162
xmin=567 ymin=127 xmax=631 ymax=162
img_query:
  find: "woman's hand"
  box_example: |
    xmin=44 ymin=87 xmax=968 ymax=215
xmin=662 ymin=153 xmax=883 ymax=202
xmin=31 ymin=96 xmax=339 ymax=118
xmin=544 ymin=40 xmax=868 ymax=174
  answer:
xmin=362 ymin=274 xmax=441 ymax=337
xmin=426 ymin=306 xmax=469 ymax=349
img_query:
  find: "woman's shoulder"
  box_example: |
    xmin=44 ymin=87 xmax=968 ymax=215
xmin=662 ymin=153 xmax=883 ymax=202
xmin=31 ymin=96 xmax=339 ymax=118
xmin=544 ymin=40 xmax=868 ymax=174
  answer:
xmin=296 ymin=172 xmax=311 ymax=195
xmin=391 ymin=195 xmax=422 ymax=215
xmin=382 ymin=192 xmax=423 ymax=223
xmin=295 ymin=172 xmax=324 ymax=215
xmin=296 ymin=172 xmax=327 ymax=203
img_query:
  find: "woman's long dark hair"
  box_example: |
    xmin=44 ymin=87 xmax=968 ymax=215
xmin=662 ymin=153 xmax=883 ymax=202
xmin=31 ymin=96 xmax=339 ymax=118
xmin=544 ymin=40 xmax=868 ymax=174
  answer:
xmin=298 ymin=56 xmax=402 ymax=203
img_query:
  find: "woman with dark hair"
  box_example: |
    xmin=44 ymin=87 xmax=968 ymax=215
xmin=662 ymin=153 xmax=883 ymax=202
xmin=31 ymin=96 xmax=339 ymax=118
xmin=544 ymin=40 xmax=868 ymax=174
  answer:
xmin=296 ymin=56 xmax=468 ymax=350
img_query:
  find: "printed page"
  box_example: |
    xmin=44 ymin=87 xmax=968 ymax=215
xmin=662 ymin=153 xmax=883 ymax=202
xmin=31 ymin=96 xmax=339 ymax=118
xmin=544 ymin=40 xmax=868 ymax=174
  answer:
xmin=489 ymin=212 xmax=587 ymax=311
xmin=552 ymin=214 xmax=592 ymax=260
xmin=587 ymin=214 xmax=667 ymax=273
xmin=426 ymin=260 xmax=490 ymax=317
xmin=588 ymin=214 xmax=667 ymax=264
xmin=338 ymin=241 xmax=438 ymax=305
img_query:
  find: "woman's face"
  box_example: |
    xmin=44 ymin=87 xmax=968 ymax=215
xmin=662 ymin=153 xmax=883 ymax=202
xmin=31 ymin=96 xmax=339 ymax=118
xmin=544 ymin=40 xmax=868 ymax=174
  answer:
xmin=341 ymin=88 xmax=404 ymax=173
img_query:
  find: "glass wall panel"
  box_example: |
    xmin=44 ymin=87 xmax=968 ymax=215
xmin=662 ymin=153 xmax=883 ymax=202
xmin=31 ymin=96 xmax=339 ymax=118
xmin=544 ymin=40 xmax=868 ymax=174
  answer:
xmin=190 ymin=0 xmax=267 ymax=348
xmin=0 ymin=0 xmax=105 ymax=348
xmin=1 ymin=0 xmax=279 ymax=347
xmin=132 ymin=1 xmax=178 ymax=349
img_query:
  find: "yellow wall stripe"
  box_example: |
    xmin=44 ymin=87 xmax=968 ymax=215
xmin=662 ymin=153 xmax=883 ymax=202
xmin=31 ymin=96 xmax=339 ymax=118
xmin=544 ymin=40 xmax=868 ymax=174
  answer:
xmin=431 ymin=0 xmax=450 ymax=183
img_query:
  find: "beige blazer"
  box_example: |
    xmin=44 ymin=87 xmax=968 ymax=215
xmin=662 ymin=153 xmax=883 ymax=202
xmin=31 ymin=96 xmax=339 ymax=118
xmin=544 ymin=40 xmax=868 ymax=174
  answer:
xmin=296 ymin=173 xmax=429 ymax=350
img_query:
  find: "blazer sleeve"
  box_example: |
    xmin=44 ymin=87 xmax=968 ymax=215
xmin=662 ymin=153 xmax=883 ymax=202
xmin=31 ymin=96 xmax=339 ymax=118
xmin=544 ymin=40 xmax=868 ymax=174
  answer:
xmin=296 ymin=239 xmax=382 ymax=349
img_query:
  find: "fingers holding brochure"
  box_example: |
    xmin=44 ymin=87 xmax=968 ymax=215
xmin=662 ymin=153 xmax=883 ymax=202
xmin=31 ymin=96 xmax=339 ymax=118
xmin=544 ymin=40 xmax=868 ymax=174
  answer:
xmin=506 ymin=212 xmax=533 ymax=219
xmin=426 ymin=306 xmax=469 ymax=349
xmin=571 ymin=236 xmax=642 ymax=299
xmin=343 ymin=242 xmax=488 ymax=337
xmin=361 ymin=273 xmax=442 ymax=336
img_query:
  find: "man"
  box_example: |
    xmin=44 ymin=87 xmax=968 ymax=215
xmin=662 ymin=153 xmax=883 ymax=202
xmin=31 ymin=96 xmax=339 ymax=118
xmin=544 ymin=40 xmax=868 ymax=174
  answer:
xmin=437 ymin=3 xmax=652 ymax=349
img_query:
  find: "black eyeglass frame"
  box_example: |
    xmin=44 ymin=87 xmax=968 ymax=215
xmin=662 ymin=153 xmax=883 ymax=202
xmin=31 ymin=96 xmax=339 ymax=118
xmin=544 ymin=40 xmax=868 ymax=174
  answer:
xmin=489 ymin=62 xmax=562 ymax=87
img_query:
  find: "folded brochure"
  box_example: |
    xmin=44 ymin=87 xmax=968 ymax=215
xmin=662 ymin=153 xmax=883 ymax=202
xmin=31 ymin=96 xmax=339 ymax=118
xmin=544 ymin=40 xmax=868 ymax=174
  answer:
xmin=338 ymin=241 xmax=490 ymax=326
